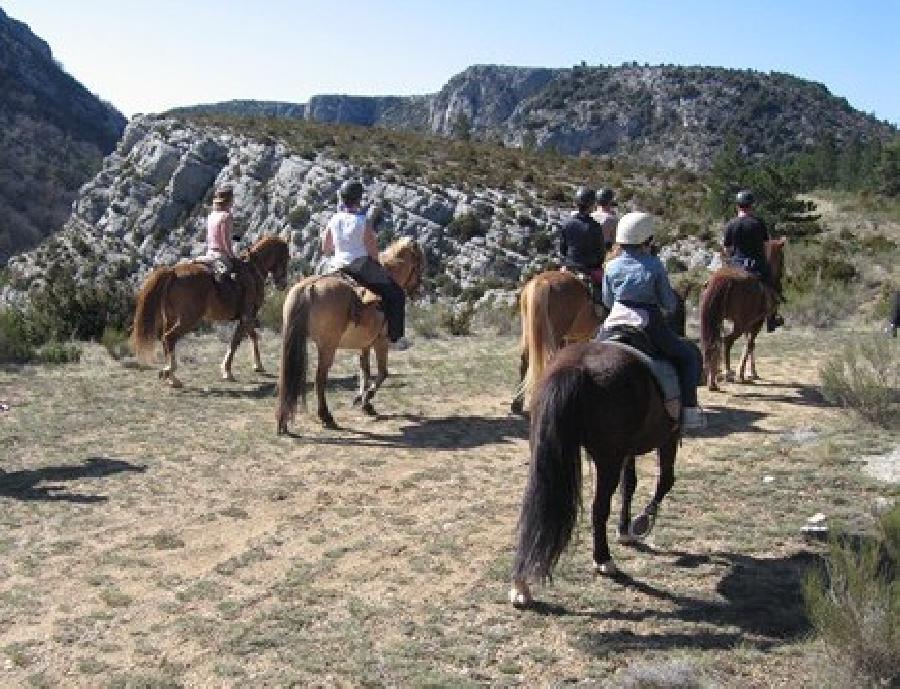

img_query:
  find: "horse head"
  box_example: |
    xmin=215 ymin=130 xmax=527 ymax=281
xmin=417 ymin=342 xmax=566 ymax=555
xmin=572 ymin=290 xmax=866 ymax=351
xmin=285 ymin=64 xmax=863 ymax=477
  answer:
xmin=248 ymin=236 xmax=290 ymax=290
xmin=381 ymin=237 xmax=425 ymax=297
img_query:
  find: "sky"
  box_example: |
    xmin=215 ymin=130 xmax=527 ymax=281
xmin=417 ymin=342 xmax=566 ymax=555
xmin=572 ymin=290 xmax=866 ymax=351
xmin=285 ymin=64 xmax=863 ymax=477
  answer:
xmin=3 ymin=0 xmax=899 ymax=125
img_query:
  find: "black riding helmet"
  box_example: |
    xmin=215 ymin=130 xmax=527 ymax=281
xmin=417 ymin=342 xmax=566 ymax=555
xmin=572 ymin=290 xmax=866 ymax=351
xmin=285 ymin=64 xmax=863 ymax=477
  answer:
xmin=575 ymin=186 xmax=597 ymax=210
xmin=597 ymin=188 xmax=616 ymax=206
xmin=339 ymin=179 xmax=364 ymax=206
xmin=735 ymin=189 xmax=755 ymax=207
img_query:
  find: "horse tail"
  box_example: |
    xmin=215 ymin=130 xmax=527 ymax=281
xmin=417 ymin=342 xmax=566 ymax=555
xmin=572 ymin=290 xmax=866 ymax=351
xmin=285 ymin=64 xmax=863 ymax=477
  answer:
xmin=699 ymin=274 xmax=731 ymax=354
xmin=276 ymin=284 xmax=311 ymax=434
xmin=520 ymin=279 xmax=555 ymax=403
xmin=512 ymin=365 xmax=585 ymax=583
xmin=131 ymin=268 xmax=174 ymax=363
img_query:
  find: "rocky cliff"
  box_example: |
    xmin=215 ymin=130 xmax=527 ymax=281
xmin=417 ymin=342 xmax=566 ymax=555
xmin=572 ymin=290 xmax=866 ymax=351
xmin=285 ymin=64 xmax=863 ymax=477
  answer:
xmin=0 ymin=8 xmax=127 ymax=264
xmin=172 ymin=64 xmax=896 ymax=170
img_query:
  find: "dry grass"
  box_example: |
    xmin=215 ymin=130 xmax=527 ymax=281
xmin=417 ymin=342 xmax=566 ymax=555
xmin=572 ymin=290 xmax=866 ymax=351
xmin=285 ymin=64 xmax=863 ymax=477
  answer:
xmin=0 ymin=326 xmax=897 ymax=687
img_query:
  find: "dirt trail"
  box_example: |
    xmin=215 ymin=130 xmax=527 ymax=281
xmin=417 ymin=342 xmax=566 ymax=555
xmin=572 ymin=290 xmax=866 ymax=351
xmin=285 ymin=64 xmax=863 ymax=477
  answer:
xmin=0 ymin=329 xmax=896 ymax=687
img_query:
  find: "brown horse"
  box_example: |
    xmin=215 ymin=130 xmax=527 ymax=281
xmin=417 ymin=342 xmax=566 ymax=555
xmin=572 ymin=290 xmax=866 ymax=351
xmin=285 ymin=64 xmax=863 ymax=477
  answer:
xmin=509 ymin=340 xmax=681 ymax=606
xmin=699 ymin=239 xmax=785 ymax=391
xmin=511 ymin=271 xmax=689 ymax=414
xmin=132 ymin=236 xmax=289 ymax=387
xmin=276 ymin=237 xmax=425 ymax=433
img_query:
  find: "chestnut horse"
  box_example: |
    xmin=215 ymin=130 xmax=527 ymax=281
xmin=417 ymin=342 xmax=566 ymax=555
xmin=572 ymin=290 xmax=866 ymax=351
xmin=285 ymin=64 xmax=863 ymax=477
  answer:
xmin=699 ymin=239 xmax=785 ymax=391
xmin=509 ymin=340 xmax=681 ymax=606
xmin=276 ymin=237 xmax=424 ymax=433
xmin=511 ymin=271 xmax=689 ymax=413
xmin=132 ymin=236 xmax=289 ymax=387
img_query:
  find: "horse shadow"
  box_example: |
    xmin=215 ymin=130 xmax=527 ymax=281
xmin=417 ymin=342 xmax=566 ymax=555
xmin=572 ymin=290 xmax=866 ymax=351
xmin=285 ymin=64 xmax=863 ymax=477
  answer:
xmin=186 ymin=381 xmax=278 ymax=399
xmin=531 ymin=549 xmax=820 ymax=653
xmin=689 ymin=404 xmax=768 ymax=439
xmin=728 ymin=382 xmax=832 ymax=409
xmin=0 ymin=457 xmax=147 ymax=503
xmin=286 ymin=412 xmax=529 ymax=450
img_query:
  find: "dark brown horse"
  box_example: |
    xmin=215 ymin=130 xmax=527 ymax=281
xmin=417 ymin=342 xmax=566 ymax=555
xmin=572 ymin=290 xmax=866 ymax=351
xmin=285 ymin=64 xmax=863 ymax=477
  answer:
xmin=511 ymin=270 xmax=689 ymax=414
xmin=509 ymin=340 xmax=681 ymax=606
xmin=132 ymin=236 xmax=289 ymax=387
xmin=699 ymin=239 xmax=785 ymax=391
xmin=276 ymin=238 xmax=424 ymax=433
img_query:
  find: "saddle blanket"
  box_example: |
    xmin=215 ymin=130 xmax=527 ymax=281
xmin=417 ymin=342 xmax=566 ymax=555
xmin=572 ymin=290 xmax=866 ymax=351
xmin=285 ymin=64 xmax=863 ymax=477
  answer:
xmin=593 ymin=336 xmax=681 ymax=403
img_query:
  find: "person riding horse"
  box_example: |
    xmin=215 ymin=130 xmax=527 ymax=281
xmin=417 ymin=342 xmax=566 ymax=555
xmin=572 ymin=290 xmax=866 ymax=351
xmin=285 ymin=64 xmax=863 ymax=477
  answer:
xmin=204 ymin=185 xmax=258 ymax=327
xmin=559 ymin=186 xmax=606 ymax=316
xmin=600 ymin=212 xmax=705 ymax=430
xmin=590 ymin=187 xmax=619 ymax=250
xmin=322 ymin=180 xmax=407 ymax=347
xmin=723 ymin=190 xmax=784 ymax=332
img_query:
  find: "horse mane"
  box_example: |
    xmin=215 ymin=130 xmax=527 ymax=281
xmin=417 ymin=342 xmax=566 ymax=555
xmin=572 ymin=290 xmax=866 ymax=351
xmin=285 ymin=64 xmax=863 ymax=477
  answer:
xmin=381 ymin=236 xmax=420 ymax=268
xmin=247 ymin=235 xmax=286 ymax=253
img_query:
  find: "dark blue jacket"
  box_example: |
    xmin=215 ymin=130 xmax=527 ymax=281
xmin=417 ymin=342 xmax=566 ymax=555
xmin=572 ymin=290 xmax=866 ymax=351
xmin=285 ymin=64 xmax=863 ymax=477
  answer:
xmin=560 ymin=212 xmax=605 ymax=272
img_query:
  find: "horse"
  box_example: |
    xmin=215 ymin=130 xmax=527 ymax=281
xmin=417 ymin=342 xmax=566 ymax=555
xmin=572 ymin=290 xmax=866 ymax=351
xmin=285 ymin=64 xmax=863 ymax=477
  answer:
xmin=699 ymin=239 xmax=785 ymax=391
xmin=511 ymin=270 xmax=689 ymax=414
xmin=131 ymin=236 xmax=290 ymax=387
xmin=509 ymin=340 xmax=681 ymax=607
xmin=276 ymin=237 xmax=425 ymax=433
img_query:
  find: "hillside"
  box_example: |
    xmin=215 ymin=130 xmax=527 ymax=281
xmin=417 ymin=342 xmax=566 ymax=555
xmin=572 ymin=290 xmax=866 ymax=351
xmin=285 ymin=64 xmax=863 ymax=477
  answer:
xmin=0 ymin=7 xmax=126 ymax=264
xmin=171 ymin=64 xmax=897 ymax=170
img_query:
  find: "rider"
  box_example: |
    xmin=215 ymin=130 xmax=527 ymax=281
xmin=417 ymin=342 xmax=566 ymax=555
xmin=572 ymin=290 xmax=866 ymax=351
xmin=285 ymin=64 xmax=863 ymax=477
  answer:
xmin=322 ymin=180 xmax=407 ymax=346
xmin=601 ymin=212 xmax=705 ymax=430
xmin=560 ymin=186 xmax=606 ymax=313
xmin=723 ymin=190 xmax=784 ymax=332
xmin=205 ymin=186 xmax=258 ymax=326
xmin=591 ymin=187 xmax=619 ymax=250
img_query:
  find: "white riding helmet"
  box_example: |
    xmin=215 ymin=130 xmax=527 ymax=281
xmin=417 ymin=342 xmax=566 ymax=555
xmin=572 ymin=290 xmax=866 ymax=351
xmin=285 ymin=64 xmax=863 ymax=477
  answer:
xmin=615 ymin=212 xmax=655 ymax=245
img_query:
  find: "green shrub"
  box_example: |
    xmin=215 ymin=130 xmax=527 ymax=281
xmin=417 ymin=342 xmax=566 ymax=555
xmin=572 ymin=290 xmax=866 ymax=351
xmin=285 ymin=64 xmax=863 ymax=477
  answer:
xmin=258 ymin=288 xmax=287 ymax=333
xmin=34 ymin=341 xmax=81 ymax=365
xmin=446 ymin=213 xmax=485 ymax=242
xmin=288 ymin=205 xmax=311 ymax=228
xmin=804 ymin=504 xmax=899 ymax=687
xmin=784 ymin=281 xmax=861 ymax=329
xmin=0 ymin=307 xmax=37 ymax=363
xmin=819 ymin=335 xmax=899 ymax=427
xmin=100 ymin=326 xmax=131 ymax=361
xmin=408 ymin=302 xmax=444 ymax=339
xmin=442 ymin=304 xmax=473 ymax=336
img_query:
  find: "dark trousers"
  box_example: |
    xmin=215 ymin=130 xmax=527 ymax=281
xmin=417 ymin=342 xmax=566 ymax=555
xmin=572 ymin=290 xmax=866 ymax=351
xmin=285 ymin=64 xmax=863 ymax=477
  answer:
xmin=624 ymin=302 xmax=700 ymax=407
xmin=891 ymin=291 xmax=900 ymax=328
xmin=343 ymin=257 xmax=406 ymax=342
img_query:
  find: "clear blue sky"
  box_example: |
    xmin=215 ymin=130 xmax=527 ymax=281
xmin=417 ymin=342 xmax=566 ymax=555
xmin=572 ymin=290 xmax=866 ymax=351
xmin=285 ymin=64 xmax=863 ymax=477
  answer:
xmin=3 ymin=0 xmax=899 ymax=125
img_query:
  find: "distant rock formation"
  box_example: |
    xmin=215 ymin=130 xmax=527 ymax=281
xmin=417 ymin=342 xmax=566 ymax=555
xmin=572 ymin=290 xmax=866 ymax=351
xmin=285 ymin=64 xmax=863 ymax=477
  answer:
xmin=0 ymin=7 xmax=126 ymax=264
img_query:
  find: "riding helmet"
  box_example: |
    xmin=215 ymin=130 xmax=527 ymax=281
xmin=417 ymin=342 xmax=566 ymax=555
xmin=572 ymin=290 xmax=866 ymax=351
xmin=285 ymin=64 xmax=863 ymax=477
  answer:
xmin=339 ymin=179 xmax=364 ymax=206
xmin=615 ymin=212 xmax=655 ymax=245
xmin=597 ymin=188 xmax=616 ymax=206
xmin=735 ymin=189 xmax=755 ymax=207
xmin=574 ymin=186 xmax=597 ymax=209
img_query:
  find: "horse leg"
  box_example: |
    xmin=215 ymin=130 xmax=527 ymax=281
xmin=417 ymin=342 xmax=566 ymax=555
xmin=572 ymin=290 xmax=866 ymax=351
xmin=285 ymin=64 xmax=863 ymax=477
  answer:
xmin=161 ymin=320 xmax=185 ymax=388
xmin=630 ymin=436 xmax=677 ymax=539
xmin=618 ymin=456 xmax=639 ymax=544
xmin=723 ymin=329 xmax=740 ymax=382
xmin=315 ymin=344 xmax=338 ymax=429
xmin=352 ymin=348 xmax=372 ymax=407
xmin=510 ymin=348 xmax=528 ymax=415
xmin=221 ymin=321 xmax=247 ymax=381
xmin=738 ymin=333 xmax=752 ymax=383
xmin=249 ymin=327 xmax=265 ymax=373
xmin=591 ymin=454 xmax=626 ymax=575
xmin=360 ymin=339 xmax=389 ymax=417
xmin=746 ymin=325 xmax=762 ymax=380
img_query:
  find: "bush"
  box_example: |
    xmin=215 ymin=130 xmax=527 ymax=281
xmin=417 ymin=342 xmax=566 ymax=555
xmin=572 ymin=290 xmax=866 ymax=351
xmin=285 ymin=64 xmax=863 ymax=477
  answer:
xmin=442 ymin=304 xmax=473 ymax=336
xmin=819 ymin=335 xmax=899 ymax=427
xmin=784 ymin=281 xmax=861 ymax=329
xmin=34 ymin=341 xmax=81 ymax=365
xmin=258 ymin=288 xmax=287 ymax=333
xmin=804 ymin=504 xmax=899 ymax=687
xmin=100 ymin=326 xmax=131 ymax=361
xmin=0 ymin=307 xmax=37 ymax=363
xmin=446 ymin=213 xmax=485 ymax=242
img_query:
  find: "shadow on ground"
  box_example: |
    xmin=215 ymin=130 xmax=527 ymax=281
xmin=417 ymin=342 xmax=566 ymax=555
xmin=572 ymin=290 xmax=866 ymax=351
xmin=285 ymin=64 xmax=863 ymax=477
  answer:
xmin=690 ymin=405 xmax=769 ymax=438
xmin=528 ymin=550 xmax=819 ymax=653
xmin=0 ymin=457 xmax=147 ymax=503
xmin=285 ymin=412 xmax=528 ymax=450
xmin=730 ymin=382 xmax=832 ymax=409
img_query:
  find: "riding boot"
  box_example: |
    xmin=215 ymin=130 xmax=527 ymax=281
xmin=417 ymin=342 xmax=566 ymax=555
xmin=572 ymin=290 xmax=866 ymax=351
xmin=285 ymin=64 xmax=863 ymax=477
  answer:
xmin=766 ymin=313 xmax=784 ymax=332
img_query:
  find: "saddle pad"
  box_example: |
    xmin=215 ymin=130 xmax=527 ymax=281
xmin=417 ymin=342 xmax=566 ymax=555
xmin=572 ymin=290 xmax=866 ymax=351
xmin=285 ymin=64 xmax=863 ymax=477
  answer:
xmin=596 ymin=339 xmax=680 ymax=402
xmin=331 ymin=271 xmax=381 ymax=306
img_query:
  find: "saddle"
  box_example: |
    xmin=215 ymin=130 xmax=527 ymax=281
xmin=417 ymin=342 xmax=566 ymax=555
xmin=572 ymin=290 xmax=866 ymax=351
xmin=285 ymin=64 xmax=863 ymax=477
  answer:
xmin=195 ymin=256 xmax=236 ymax=283
xmin=595 ymin=326 xmax=681 ymax=419
xmin=335 ymin=271 xmax=381 ymax=306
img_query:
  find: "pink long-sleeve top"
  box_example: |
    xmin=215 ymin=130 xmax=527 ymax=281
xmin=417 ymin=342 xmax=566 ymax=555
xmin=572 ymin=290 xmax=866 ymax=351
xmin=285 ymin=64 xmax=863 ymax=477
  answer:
xmin=206 ymin=210 xmax=234 ymax=257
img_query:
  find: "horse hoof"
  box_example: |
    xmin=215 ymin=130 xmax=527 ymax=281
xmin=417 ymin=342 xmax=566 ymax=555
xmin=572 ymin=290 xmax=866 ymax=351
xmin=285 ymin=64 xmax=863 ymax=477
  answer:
xmin=351 ymin=394 xmax=363 ymax=407
xmin=594 ymin=560 xmax=618 ymax=576
xmin=509 ymin=581 xmax=533 ymax=607
xmin=168 ymin=377 xmax=183 ymax=389
xmin=254 ymin=366 xmax=265 ymax=374
xmin=724 ymin=371 xmax=736 ymax=382
xmin=158 ymin=370 xmax=167 ymax=380
xmin=222 ymin=372 xmax=236 ymax=382
xmin=510 ymin=399 xmax=524 ymax=416
xmin=361 ymin=403 xmax=377 ymax=417
xmin=630 ymin=512 xmax=655 ymax=539
xmin=321 ymin=416 xmax=339 ymax=430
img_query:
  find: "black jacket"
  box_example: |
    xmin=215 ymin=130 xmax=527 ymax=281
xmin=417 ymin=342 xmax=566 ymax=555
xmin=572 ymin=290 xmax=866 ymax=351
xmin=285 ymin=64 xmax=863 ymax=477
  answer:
xmin=560 ymin=212 xmax=605 ymax=272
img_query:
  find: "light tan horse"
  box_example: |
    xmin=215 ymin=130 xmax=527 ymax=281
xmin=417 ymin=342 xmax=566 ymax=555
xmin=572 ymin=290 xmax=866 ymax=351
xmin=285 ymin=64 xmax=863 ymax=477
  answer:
xmin=510 ymin=271 xmax=603 ymax=414
xmin=132 ymin=236 xmax=289 ymax=387
xmin=276 ymin=237 xmax=424 ymax=433
xmin=699 ymin=238 xmax=786 ymax=390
